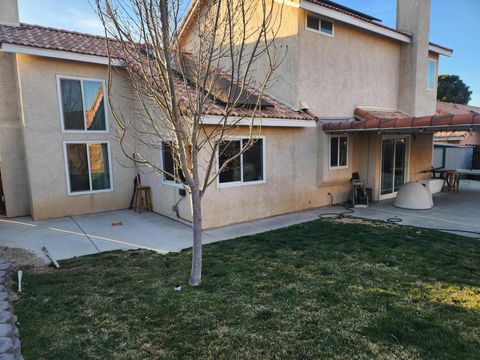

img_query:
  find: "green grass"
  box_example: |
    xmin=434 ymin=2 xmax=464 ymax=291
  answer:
xmin=14 ymin=220 xmax=480 ymax=359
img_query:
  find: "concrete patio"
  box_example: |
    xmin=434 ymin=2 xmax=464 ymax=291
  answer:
xmin=0 ymin=180 xmax=478 ymax=262
xmin=0 ymin=207 xmax=322 ymax=261
xmin=352 ymin=179 xmax=480 ymax=238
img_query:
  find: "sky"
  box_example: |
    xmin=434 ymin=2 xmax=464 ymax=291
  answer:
xmin=17 ymin=0 xmax=480 ymax=106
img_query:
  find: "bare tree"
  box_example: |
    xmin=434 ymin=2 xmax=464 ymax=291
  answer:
xmin=95 ymin=0 xmax=284 ymax=286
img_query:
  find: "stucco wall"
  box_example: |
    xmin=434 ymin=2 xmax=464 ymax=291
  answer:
xmin=409 ymin=134 xmax=433 ymax=181
xmin=0 ymin=0 xmax=19 ymax=26
xmin=0 ymin=52 xmax=31 ymax=217
xmin=298 ymin=13 xmax=402 ymax=117
xmin=198 ymin=126 xmax=350 ymax=229
xmin=16 ymin=55 xmax=136 ymax=220
xmin=138 ymin=147 xmax=193 ymax=225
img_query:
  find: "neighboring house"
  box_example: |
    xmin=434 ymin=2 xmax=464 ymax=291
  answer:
xmin=0 ymin=0 xmax=479 ymax=229
xmin=435 ymin=101 xmax=480 ymax=145
xmin=432 ymin=102 xmax=480 ymax=171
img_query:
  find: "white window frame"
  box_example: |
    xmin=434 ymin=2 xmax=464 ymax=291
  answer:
xmin=63 ymin=140 xmax=114 ymax=196
xmin=329 ymin=135 xmax=349 ymax=169
xmin=160 ymin=140 xmax=185 ymax=189
xmin=427 ymin=58 xmax=437 ymax=91
xmin=216 ymin=136 xmax=266 ymax=189
xmin=305 ymin=12 xmax=334 ymax=37
xmin=57 ymin=75 xmax=109 ymax=133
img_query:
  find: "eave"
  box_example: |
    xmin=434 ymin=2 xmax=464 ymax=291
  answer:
xmin=299 ymin=0 xmax=411 ymax=43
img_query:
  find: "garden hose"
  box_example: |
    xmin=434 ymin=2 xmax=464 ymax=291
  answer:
xmin=319 ymin=203 xmax=480 ymax=239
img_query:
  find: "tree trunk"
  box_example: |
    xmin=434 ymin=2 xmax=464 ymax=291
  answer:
xmin=189 ymin=188 xmax=202 ymax=286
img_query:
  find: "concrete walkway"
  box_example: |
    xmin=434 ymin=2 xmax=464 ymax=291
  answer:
xmin=0 ymin=208 xmax=321 ymax=261
xmin=1 ymin=180 xmax=479 ymax=261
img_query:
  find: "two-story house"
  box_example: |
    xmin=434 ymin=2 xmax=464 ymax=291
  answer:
xmin=0 ymin=0 xmax=478 ymax=229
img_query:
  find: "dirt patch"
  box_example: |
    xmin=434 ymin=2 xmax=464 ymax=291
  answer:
xmin=329 ymin=216 xmax=399 ymax=228
xmin=0 ymin=247 xmax=50 ymax=273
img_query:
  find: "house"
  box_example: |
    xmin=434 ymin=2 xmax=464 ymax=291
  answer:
xmin=435 ymin=101 xmax=480 ymax=146
xmin=0 ymin=0 xmax=479 ymax=229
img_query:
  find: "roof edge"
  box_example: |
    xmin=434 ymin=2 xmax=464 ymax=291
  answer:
xmin=300 ymin=0 xmax=411 ymax=43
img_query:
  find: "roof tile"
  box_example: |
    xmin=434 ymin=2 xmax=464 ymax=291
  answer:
xmin=0 ymin=23 xmax=316 ymax=122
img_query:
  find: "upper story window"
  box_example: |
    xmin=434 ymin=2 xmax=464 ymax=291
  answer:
xmin=306 ymin=13 xmax=334 ymax=36
xmin=58 ymin=76 xmax=108 ymax=132
xmin=427 ymin=59 xmax=436 ymax=90
xmin=330 ymin=136 xmax=348 ymax=168
xmin=218 ymin=138 xmax=265 ymax=187
xmin=161 ymin=141 xmax=186 ymax=186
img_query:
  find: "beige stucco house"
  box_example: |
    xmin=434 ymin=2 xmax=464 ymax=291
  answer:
xmin=0 ymin=0 xmax=479 ymax=229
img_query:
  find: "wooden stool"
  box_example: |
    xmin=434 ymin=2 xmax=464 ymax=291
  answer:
xmin=443 ymin=171 xmax=460 ymax=193
xmin=133 ymin=186 xmax=152 ymax=212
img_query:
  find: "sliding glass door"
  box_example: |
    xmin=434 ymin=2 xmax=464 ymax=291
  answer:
xmin=381 ymin=138 xmax=407 ymax=198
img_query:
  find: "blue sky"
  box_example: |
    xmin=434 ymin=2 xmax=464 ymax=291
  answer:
xmin=18 ymin=0 xmax=480 ymax=106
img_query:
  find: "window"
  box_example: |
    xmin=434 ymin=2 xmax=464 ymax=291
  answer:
xmin=306 ymin=13 xmax=334 ymax=36
xmin=218 ymin=138 xmax=265 ymax=186
xmin=330 ymin=136 xmax=348 ymax=168
xmin=161 ymin=141 xmax=186 ymax=185
xmin=427 ymin=59 xmax=436 ymax=90
xmin=64 ymin=142 xmax=112 ymax=194
xmin=58 ymin=77 xmax=107 ymax=131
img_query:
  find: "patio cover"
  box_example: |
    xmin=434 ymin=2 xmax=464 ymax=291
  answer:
xmin=322 ymin=107 xmax=480 ymax=133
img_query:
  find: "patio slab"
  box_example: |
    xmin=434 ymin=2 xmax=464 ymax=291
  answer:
xmin=351 ymin=179 xmax=480 ymax=238
xmin=0 ymin=180 xmax=478 ymax=261
xmin=0 ymin=207 xmax=322 ymax=261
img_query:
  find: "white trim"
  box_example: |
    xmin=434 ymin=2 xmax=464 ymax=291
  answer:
xmin=328 ymin=135 xmax=349 ymax=169
xmin=379 ymin=135 xmax=410 ymax=200
xmin=427 ymin=58 xmax=437 ymax=91
xmin=305 ymin=12 xmax=335 ymax=37
xmin=202 ymin=115 xmax=316 ymax=128
xmin=428 ymin=43 xmax=453 ymax=57
xmin=0 ymin=43 xmax=122 ymax=66
xmin=216 ymin=136 xmax=266 ymax=189
xmin=63 ymin=141 xmax=114 ymax=196
xmin=57 ymin=75 xmax=110 ymax=133
xmin=433 ymin=136 xmax=465 ymax=141
xmin=299 ymin=0 xmax=411 ymax=43
xmin=160 ymin=140 xmax=186 ymax=189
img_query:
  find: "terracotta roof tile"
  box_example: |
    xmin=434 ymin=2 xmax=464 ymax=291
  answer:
xmin=0 ymin=23 xmax=112 ymax=57
xmin=323 ymin=107 xmax=480 ymax=133
xmin=0 ymin=23 xmax=316 ymax=122
xmin=436 ymin=101 xmax=480 ymax=115
xmin=434 ymin=131 xmax=469 ymax=139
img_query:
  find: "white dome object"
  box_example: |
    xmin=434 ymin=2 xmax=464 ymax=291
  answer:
xmin=394 ymin=182 xmax=433 ymax=210
xmin=418 ymin=178 xmax=443 ymax=194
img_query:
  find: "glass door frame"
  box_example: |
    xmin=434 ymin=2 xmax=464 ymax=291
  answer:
xmin=379 ymin=134 xmax=411 ymax=200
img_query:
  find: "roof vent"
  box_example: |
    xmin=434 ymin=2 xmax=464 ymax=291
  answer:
xmin=299 ymin=101 xmax=310 ymax=111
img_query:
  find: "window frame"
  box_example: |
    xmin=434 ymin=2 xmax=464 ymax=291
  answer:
xmin=427 ymin=58 xmax=437 ymax=91
xmin=63 ymin=140 xmax=114 ymax=196
xmin=57 ymin=75 xmax=110 ymax=133
xmin=305 ymin=12 xmax=334 ymax=37
xmin=216 ymin=136 xmax=266 ymax=189
xmin=160 ymin=140 xmax=186 ymax=189
xmin=329 ymin=135 xmax=349 ymax=169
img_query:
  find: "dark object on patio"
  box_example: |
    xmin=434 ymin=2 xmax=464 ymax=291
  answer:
xmin=443 ymin=171 xmax=460 ymax=193
xmin=350 ymin=172 xmax=369 ymax=208
xmin=473 ymin=145 xmax=480 ymax=170
xmin=129 ymin=174 xmax=141 ymax=209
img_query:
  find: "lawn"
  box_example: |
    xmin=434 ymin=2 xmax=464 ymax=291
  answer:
xmin=14 ymin=219 xmax=480 ymax=359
